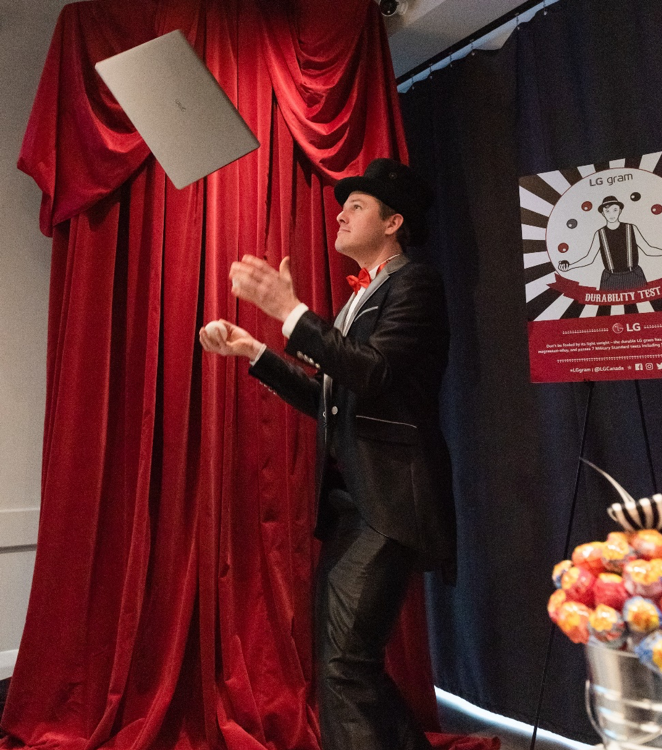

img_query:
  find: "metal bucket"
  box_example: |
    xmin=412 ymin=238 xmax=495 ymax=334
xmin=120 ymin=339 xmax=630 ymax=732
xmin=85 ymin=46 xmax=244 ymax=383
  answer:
xmin=585 ymin=643 xmax=662 ymax=750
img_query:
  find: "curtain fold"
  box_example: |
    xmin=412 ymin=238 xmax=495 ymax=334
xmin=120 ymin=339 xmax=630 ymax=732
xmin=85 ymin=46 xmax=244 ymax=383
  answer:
xmin=254 ymin=0 xmax=407 ymax=179
xmin=2 ymin=2 xmax=484 ymax=749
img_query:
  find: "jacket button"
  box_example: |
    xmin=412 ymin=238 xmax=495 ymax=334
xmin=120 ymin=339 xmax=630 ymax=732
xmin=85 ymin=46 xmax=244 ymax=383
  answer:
xmin=331 ymin=406 xmax=338 ymax=415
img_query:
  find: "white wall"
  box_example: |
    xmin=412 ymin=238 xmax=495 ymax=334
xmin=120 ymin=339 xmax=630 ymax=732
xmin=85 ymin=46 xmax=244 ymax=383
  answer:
xmin=0 ymin=0 xmax=73 ymax=680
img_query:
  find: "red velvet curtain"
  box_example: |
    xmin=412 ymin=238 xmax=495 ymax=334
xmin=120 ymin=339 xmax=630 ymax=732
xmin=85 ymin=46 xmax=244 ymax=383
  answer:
xmin=2 ymin=2 xmax=497 ymax=749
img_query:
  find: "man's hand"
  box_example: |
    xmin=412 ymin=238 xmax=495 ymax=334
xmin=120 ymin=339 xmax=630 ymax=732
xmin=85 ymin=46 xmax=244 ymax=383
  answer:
xmin=229 ymin=255 xmax=299 ymax=322
xmin=199 ymin=319 xmax=263 ymax=360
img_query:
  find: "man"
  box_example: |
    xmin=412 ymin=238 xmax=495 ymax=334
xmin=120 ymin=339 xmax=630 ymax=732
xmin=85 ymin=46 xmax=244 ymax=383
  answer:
xmin=558 ymin=195 xmax=662 ymax=290
xmin=200 ymin=159 xmax=456 ymax=750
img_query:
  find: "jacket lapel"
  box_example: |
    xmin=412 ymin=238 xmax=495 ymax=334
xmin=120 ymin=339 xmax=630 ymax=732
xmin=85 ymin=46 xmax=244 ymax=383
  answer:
xmin=334 ymin=296 xmax=353 ymax=332
xmin=325 ymin=255 xmax=409 ymax=417
xmin=324 ymin=297 xmax=354 ymax=421
xmin=342 ymin=254 xmax=409 ymax=335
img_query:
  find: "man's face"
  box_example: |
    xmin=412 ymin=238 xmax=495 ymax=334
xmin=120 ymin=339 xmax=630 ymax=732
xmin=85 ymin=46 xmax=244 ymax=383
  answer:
xmin=603 ymin=204 xmax=622 ymax=223
xmin=335 ymin=192 xmax=392 ymax=262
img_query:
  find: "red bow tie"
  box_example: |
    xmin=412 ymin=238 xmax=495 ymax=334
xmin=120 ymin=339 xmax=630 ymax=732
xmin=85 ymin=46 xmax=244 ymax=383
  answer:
xmin=346 ymin=267 xmax=371 ymax=294
xmin=346 ymin=260 xmax=392 ymax=294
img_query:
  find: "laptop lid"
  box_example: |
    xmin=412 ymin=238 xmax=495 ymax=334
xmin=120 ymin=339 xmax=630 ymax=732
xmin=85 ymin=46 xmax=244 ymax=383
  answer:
xmin=95 ymin=30 xmax=260 ymax=189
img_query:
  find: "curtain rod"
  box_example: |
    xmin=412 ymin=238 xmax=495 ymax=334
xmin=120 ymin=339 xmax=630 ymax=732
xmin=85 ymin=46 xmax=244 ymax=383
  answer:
xmin=396 ymin=0 xmax=560 ymax=92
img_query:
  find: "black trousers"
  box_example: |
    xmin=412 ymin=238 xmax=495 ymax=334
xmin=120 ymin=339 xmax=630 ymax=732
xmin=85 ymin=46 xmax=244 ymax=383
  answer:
xmin=315 ymin=490 xmax=433 ymax=750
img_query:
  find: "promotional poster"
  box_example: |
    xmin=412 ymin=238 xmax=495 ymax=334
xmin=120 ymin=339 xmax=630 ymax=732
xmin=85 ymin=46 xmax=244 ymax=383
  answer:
xmin=520 ymin=152 xmax=662 ymax=382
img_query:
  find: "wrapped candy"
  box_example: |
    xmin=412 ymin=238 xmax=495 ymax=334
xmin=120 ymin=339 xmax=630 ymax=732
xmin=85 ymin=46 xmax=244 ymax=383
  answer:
xmin=552 ymin=560 xmax=573 ymax=589
xmin=561 ymin=565 xmax=596 ymax=607
xmin=607 ymin=531 xmax=634 ymax=545
xmin=547 ymin=589 xmax=567 ymax=623
xmin=635 ymin=631 xmax=662 ymax=676
xmin=548 ymin=481 xmax=662 ymax=652
xmin=623 ymin=559 xmax=662 ymax=598
xmin=594 ymin=573 xmax=629 ymax=611
xmin=556 ymin=601 xmax=592 ymax=644
xmin=588 ymin=604 xmax=626 ymax=648
xmin=631 ymin=530 xmax=662 ymax=560
xmin=572 ymin=542 xmax=606 ymax=576
xmin=623 ymin=596 xmax=661 ymax=634
xmin=602 ymin=536 xmax=637 ymax=573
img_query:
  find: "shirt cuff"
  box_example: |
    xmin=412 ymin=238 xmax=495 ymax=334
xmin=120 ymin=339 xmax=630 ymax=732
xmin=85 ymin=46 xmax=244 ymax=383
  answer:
xmin=249 ymin=342 xmax=267 ymax=366
xmin=282 ymin=303 xmax=309 ymax=338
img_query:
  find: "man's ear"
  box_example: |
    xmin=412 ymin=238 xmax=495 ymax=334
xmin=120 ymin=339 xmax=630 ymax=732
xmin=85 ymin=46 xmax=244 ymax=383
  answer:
xmin=384 ymin=213 xmax=404 ymax=236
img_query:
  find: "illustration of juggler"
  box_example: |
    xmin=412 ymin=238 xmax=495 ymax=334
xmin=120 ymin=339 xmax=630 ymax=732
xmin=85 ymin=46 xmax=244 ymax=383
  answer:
xmin=199 ymin=158 xmax=456 ymax=750
xmin=558 ymin=194 xmax=662 ymax=290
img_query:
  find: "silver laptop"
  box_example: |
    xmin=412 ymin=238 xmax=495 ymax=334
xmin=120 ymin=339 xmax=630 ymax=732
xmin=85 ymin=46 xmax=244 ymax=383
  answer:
xmin=95 ymin=30 xmax=260 ymax=189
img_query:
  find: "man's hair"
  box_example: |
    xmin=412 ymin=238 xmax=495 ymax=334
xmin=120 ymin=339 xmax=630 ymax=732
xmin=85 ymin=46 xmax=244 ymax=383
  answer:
xmin=377 ymin=199 xmax=411 ymax=249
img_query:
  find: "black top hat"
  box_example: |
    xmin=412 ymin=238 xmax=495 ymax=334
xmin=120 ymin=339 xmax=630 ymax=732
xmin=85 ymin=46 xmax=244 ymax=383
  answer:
xmin=598 ymin=195 xmax=624 ymax=213
xmin=334 ymin=158 xmax=434 ymax=246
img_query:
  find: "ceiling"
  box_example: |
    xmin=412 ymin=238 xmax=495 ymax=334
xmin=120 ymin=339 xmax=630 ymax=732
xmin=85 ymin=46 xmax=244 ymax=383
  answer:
xmin=384 ymin=0 xmax=526 ymax=79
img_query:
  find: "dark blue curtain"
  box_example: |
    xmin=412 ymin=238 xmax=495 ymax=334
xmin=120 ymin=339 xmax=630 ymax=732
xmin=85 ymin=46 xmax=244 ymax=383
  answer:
xmin=400 ymin=0 xmax=662 ymax=741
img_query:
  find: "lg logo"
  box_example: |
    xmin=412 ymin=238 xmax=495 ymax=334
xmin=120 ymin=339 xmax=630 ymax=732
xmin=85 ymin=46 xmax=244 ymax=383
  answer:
xmin=612 ymin=322 xmax=640 ymax=333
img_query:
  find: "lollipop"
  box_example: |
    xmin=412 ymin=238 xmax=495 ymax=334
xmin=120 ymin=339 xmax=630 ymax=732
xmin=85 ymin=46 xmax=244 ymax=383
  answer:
xmin=561 ymin=565 xmax=596 ymax=607
xmin=635 ymin=631 xmax=662 ymax=676
xmin=547 ymin=589 xmax=567 ymax=624
xmin=623 ymin=596 xmax=661 ymax=634
xmin=572 ymin=542 xmax=606 ymax=576
xmin=602 ymin=536 xmax=637 ymax=573
xmin=631 ymin=530 xmax=662 ymax=560
xmin=594 ymin=573 xmax=628 ymax=611
xmin=556 ymin=601 xmax=592 ymax=644
xmin=552 ymin=560 xmax=573 ymax=589
xmin=607 ymin=531 xmax=634 ymax=545
xmin=623 ymin=559 xmax=662 ymax=598
xmin=547 ymin=460 xmax=662 ymax=649
xmin=588 ymin=604 xmax=626 ymax=648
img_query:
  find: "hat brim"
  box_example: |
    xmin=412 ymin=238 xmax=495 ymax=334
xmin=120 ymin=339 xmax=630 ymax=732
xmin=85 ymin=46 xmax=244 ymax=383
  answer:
xmin=599 ymin=201 xmax=624 ymax=212
xmin=334 ymin=176 xmax=396 ymax=209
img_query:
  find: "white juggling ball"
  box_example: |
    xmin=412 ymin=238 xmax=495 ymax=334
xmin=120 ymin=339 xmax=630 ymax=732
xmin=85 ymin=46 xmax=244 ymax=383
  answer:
xmin=205 ymin=320 xmax=228 ymax=342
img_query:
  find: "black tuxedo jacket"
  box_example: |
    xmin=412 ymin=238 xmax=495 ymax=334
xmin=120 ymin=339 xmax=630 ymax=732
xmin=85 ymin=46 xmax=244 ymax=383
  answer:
xmin=249 ymin=255 xmax=456 ymax=577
